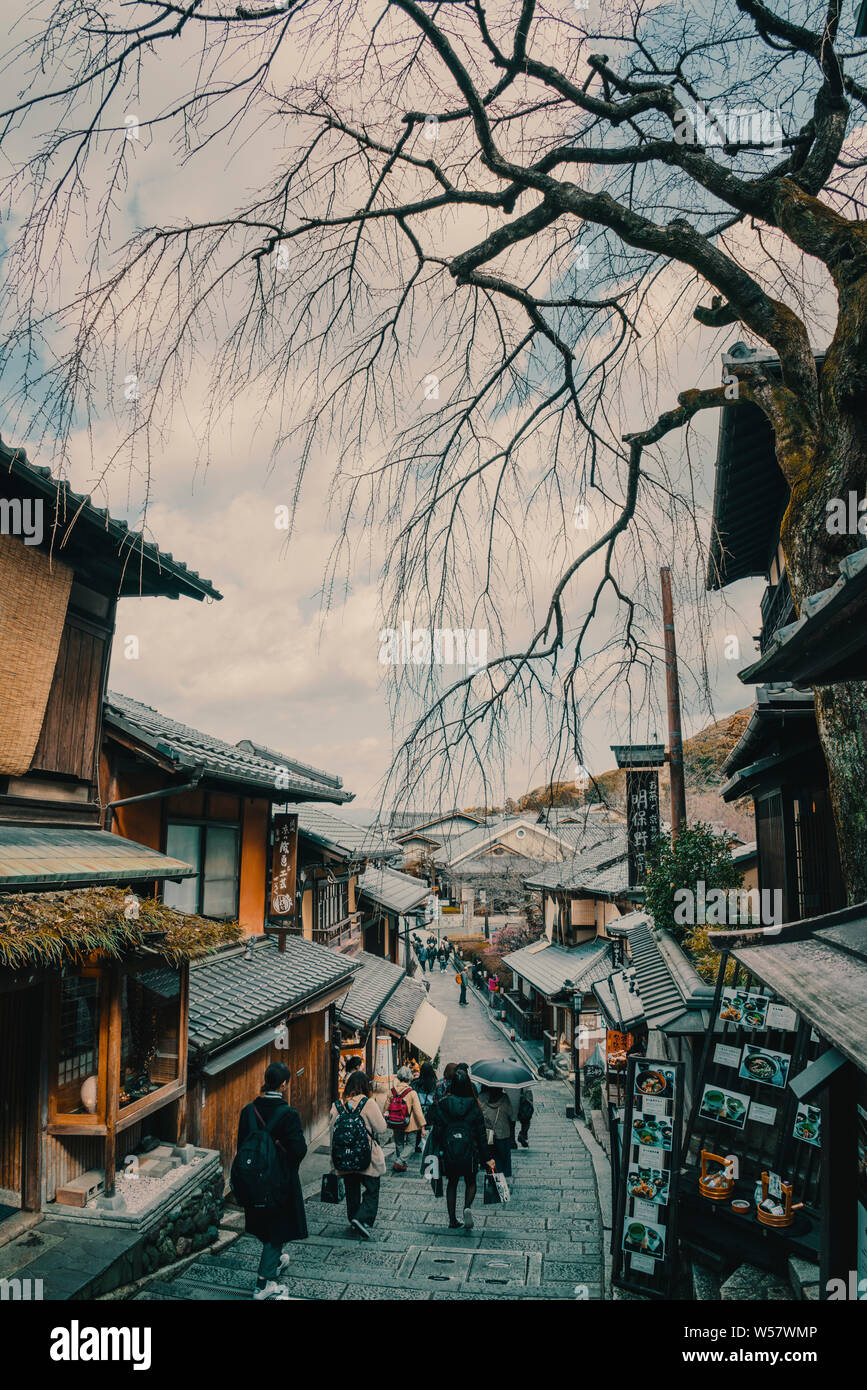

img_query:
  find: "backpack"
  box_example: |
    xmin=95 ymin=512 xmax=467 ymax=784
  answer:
xmin=441 ymin=1106 xmax=476 ymax=1176
xmin=331 ymin=1099 xmax=372 ymax=1173
xmin=230 ymin=1104 xmax=289 ymax=1208
xmin=417 ymin=1089 xmax=436 ymax=1122
xmin=386 ymin=1085 xmax=411 ymax=1129
xmin=517 ymin=1093 xmax=534 ymax=1124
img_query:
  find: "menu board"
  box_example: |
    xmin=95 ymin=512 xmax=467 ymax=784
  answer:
xmin=612 ymin=1056 xmax=684 ymax=1299
xmin=270 ymin=813 xmax=298 ymax=918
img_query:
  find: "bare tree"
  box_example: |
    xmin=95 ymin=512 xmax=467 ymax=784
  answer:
xmin=1 ymin=1 xmax=866 ymax=894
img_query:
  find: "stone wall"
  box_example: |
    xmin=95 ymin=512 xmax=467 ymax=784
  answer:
xmin=79 ymin=1170 xmax=225 ymax=1298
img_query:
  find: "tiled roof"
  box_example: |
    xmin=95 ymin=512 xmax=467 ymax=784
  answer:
xmin=188 ymin=935 xmax=359 ymax=1055
xmin=502 ymin=938 xmax=613 ymax=999
xmin=357 ymin=865 xmax=430 ymax=914
xmin=283 ymin=805 xmax=394 ymax=858
xmin=105 ymin=692 xmax=347 ymax=800
xmin=336 ymin=950 xmax=405 ymax=1030
xmin=0 ymin=438 xmax=220 ymax=601
xmin=0 ymin=825 xmax=194 ymax=890
xmin=739 ymin=547 xmax=867 ymax=685
xmin=379 ymin=974 xmax=427 ymax=1036
xmin=593 ymin=967 xmax=646 ymax=1032
xmin=236 ymin=740 xmax=346 ymax=794
xmin=447 ymin=854 xmax=543 ymax=878
xmin=522 ymin=830 xmax=628 ymax=891
xmin=625 ymin=921 xmax=714 ymax=1034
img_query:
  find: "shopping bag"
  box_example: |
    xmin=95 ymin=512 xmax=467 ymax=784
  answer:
xmin=483 ymin=1172 xmax=501 ymax=1205
xmin=320 ymin=1172 xmax=344 ymax=1204
xmin=492 ymin=1171 xmax=511 ymax=1205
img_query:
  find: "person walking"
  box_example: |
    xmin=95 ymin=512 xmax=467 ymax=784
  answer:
xmin=438 ymin=944 xmax=448 ymax=972
xmin=487 ymin=972 xmax=500 ymax=1009
xmin=413 ymin=1060 xmax=438 ymax=1154
xmin=516 ymin=1087 xmax=534 ymax=1148
xmin=430 ymin=1064 xmax=493 ymax=1231
xmin=434 ymin=1060 xmax=457 ymax=1104
xmin=478 ymin=1086 xmax=515 ymax=1178
xmin=330 ymin=1070 xmax=387 ymax=1240
xmin=380 ymin=1064 xmax=426 ymax=1172
xmin=456 ymin=966 xmax=468 ymax=1006
xmin=233 ymin=1062 xmax=308 ymax=1300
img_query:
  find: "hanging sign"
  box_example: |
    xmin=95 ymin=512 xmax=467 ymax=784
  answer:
xmin=626 ymin=771 xmax=660 ymax=888
xmin=270 ymin=813 xmax=298 ymax=918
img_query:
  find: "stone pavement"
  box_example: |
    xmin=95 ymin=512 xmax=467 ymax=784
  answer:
xmin=135 ymin=960 xmax=604 ymax=1301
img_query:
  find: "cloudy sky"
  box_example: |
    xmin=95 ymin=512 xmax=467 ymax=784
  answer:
xmin=0 ymin=1 xmax=827 ymax=816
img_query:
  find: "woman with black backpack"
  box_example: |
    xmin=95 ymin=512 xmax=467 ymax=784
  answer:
xmin=233 ymin=1062 xmax=308 ymax=1300
xmin=430 ymin=1065 xmax=493 ymax=1231
xmin=330 ymin=1070 xmax=388 ymax=1240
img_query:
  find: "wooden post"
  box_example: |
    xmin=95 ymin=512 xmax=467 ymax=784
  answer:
xmin=819 ymin=1061 xmax=857 ymax=1295
xmin=660 ymin=567 xmax=687 ymax=836
xmin=103 ymin=966 xmax=122 ymax=1197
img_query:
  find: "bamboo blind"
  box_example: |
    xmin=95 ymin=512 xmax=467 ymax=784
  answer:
xmin=0 ymin=532 xmax=73 ymax=775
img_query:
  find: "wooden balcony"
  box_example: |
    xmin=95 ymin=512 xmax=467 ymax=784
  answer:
xmin=500 ymin=991 xmax=543 ymax=1040
xmin=312 ymin=911 xmax=362 ymax=950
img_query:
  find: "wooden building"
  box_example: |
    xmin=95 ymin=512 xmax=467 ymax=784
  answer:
xmin=706 ymin=343 xmax=845 ymax=922
xmin=0 ymin=443 xmax=234 ymax=1223
xmin=185 ymin=935 xmax=360 ymax=1166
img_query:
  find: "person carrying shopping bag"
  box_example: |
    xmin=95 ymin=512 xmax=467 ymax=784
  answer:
xmin=430 ymin=1065 xmax=493 ymax=1231
xmin=478 ymin=1085 xmax=515 ymax=1178
xmin=330 ymin=1070 xmax=387 ymax=1239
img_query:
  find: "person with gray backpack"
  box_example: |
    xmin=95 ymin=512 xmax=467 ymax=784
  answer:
xmin=330 ymin=1071 xmax=387 ymax=1239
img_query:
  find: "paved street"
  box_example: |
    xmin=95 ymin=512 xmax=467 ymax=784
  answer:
xmin=136 ymin=963 xmax=604 ymax=1301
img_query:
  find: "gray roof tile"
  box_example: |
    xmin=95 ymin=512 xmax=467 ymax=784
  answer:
xmin=188 ymin=935 xmax=359 ymax=1055
xmin=336 ymin=950 xmax=405 ymax=1030
xmin=358 ymin=866 xmax=430 ymax=914
xmin=379 ymin=975 xmax=427 ymax=1036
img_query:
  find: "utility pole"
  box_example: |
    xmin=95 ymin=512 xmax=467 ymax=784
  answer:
xmin=660 ymin=566 xmax=687 ymax=836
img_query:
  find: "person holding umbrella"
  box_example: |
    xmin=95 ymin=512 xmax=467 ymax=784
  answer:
xmin=469 ymin=1059 xmax=537 ymax=1179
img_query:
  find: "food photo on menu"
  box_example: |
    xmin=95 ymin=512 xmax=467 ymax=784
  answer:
xmin=718 ymin=988 xmax=769 ymax=1030
xmin=634 ymin=1064 xmax=675 ymax=1098
xmin=738 ymin=1043 xmax=791 ymax=1089
xmin=793 ymin=1103 xmax=821 ymax=1148
xmin=632 ymin=1110 xmax=674 ymax=1151
xmin=623 ymin=1216 xmax=666 ymax=1261
xmin=698 ymin=1083 xmax=750 ymax=1130
xmin=626 ymin=1166 xmax=670 ymax=1206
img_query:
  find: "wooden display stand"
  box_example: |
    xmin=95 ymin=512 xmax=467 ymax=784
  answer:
xmin=699 ymin=1150 xmax=735 ymax=1201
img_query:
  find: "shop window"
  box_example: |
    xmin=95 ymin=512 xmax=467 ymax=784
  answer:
xmin=54 ymin=973 xmax=104 ymax=1119
xmin=164 ymin=820 xmax=240 ymax=919
xmin=119 ymin=968 xmax=182 ymax=1110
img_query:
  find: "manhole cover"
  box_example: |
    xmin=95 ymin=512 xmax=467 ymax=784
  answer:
xmin=467 ymin=1251 xmax=529 ymax=1288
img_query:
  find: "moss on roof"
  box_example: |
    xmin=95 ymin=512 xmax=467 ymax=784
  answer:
xmin=0 ymin=887 xmax=242 ymax=970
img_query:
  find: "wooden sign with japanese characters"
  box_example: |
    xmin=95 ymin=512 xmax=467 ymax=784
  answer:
xmin=626 ymin=770 xmax=660 ymax=888
xmin=270 ymin=813 xmax=298 ymax=918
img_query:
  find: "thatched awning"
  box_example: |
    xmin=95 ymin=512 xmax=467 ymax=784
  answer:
xmin=0 ymin=886 xmax=242 ymax=971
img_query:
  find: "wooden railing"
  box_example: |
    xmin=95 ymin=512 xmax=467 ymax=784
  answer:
xmin=500 ymin=990 xmax=543 ymax=1040
xmin=312 ymin=912 xmax=361 ymax=949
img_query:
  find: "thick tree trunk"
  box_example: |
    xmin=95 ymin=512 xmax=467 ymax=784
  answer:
xmin=779 ymin=367 xmax=867 ymax=906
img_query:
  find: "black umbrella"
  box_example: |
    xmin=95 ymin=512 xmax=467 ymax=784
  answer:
xmin=469 ymin=1058 xmax=536 ymax=1090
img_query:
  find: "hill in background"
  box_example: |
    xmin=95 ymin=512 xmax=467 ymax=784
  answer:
xmin=507 ymin=707 xmax=755 ymax=841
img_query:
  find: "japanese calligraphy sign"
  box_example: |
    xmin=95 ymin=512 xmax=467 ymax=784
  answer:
xmin=270 ymin=813 xmax=298 ymax=917
xmin=626 ymin=770 xmax=660 ymax=888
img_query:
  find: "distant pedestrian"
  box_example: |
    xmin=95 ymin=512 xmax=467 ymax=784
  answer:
xmin=479 ymin=1086 xmax=515 ymax=1178
xmin=380 ymin=1065 xmax=426 ymax=1172
xmin=413 ymin=1061 xmax=439 ymax=1154
xmin=517 ymin=1088 xmax=534 ymax=1148
xmin=431 ymin=1064 xmax=493 ymax=1231
xmin=438 ymin=945 xmax=448 ymax=972
xmin=233 ymin=1062 xmax=308 ymax=1300
xmin=435 ymin=1061 xmax=457 ymax=1104
xmin=330 ymin=1070 xmax=387 ymax=1240
xmin=456 ymin=967 xmax=468 ymax=1006
xmin=487 ymin=973 xmax=499 ymax=1008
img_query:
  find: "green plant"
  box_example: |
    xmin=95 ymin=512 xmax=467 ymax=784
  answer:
xmin=644 ymin=822 xmax=743 ymax=943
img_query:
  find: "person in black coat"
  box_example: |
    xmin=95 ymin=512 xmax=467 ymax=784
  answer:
xmin=236 ymin=1061 xmax=308 ymax=1299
